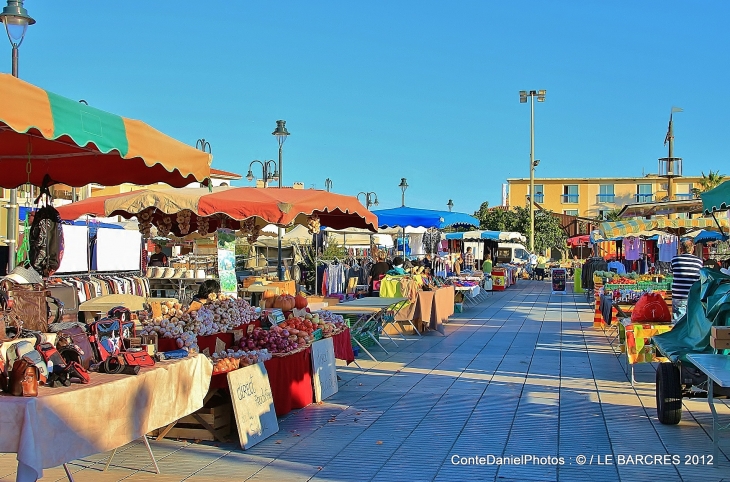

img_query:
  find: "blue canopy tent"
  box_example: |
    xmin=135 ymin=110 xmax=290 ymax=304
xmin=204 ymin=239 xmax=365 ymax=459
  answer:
xmin=372 ymin=206 xmax=478 ymax=229
xmin=371 ymin=207 xmax=479 ymax=256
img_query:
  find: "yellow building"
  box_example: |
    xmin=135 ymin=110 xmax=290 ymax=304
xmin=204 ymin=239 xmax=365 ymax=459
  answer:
xmin=506 ymin=175 xmax=703 ymax=219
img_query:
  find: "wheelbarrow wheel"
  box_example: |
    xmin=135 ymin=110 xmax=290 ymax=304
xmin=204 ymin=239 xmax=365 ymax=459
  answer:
xmin=656 ymin=362 xmax=682 ymax=425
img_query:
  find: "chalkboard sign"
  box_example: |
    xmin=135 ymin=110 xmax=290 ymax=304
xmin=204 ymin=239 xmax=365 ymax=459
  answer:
xmin=311 ymin=337 xmax=338 ymax=402
xmin=551 ymin=268 xmax=567 ymax=294
xmin=227 ymin=363 xmax=279 ymax=449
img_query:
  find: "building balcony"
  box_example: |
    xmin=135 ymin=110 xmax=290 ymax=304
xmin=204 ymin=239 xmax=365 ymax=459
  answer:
xmin=561 ymin=194 xmax=579 ymax=204
xmin=635 ymin=194 xmax=653 ymax=202
xmin=596 ymin=194 xmax=615 ymax=203
xmin=674 ymin=193 xmax=694 ymax=200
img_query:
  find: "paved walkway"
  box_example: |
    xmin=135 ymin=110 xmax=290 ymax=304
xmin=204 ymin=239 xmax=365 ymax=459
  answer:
xmin=3 ymin=280 xmax=730 ymax=481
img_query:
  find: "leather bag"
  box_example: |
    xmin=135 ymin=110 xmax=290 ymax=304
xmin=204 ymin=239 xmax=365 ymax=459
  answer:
xmin=53 ymin=324 xmax=95 ymax=370
xmin=1 ymin=280 xmax=63 ymax=334
xmin=9 ymin=357 xmax=39 ymax=397
xmin=47 ymin=285 xmax=78 ymax=323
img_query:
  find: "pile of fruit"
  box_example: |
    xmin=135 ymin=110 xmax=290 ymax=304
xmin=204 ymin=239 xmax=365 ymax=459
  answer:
xmin=211 ymin=348 xmax=272 ymax=375
xmin=594 ymin=271 xmax=638 ymax=284
xmin=311 ymin=311 xmax=347 ymax=336
xmin=238 ymin=326 xmax=305 ymax=354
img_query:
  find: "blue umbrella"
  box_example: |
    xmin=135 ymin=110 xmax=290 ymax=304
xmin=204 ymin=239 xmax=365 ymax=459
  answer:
xmin=694 ymin=230 xmax=727 ymax=243
xmin=371 ymin=206 xmax=478 ymax=229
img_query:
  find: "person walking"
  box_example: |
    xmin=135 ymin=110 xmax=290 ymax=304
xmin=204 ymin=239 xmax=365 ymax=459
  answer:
xmin=670 ymin=239 xmax=703 ymax=321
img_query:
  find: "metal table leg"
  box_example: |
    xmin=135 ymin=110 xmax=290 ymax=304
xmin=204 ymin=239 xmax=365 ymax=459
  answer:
xmin=708 ymin=380 xmax=719 ymax=463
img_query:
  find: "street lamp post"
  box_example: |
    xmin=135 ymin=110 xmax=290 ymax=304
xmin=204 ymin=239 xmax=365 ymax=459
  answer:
xmin=447 ymin=199 xmax=454 ymax=212
xmin=1 ymin=0 xmax=34 ymax=272
xmin=324 ymin=178 xmax=332 ymax=192
xmin=519 ymin=89 xmax=546 ymax=253
xmin=357 ymin=191 xmax=379 ymax=210
xmin=246 ymin=160 xmax=278 ymax=188
xmin=272 ymin=120 xmax=290 ymax=281
xmin=398 ymin=178 xmax=408 ymax=207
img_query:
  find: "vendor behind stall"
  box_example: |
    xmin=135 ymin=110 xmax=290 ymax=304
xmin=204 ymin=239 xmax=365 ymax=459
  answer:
xmin=387 ymin=256 xmax=407 ymax=276
xmin=189 ymin=279 xmax=221 ymax=311
xmin=368 ymin=250 xmax=391 ymax=296
xmin=148 ymin=244 xmax=169 ymax=267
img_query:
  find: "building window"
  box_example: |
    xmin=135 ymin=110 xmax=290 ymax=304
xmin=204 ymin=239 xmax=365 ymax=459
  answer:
xmin=527 ymin=184 xmax=544 ymax=204
xmin=597 ymin=184 xmax=615 ymax=203
xmin=636 ymin=184 xmax=653 ymax=202
xmin=563 ymin=210 xmax=579 ymax=216
xmin=675 ymin=183 xmax=694 ymax=200
xmin=562 ymin=185 xmax=578 ymax=203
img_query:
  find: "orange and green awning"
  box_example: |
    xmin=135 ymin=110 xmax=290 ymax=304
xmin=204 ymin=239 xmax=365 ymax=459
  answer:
xmin=0 ymin=73 xmax=212 ymax=188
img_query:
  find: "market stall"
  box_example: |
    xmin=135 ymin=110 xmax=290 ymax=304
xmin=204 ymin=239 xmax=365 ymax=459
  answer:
xmin=0 ymin=355 xmax=212 ymax=482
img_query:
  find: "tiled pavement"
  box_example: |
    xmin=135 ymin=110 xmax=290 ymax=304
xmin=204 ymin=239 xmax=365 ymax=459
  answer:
xmin=3 ymin=280 xmax=730 ymax=481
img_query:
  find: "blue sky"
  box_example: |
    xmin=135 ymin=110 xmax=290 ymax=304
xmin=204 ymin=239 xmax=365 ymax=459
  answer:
xmin=9 ymin=1 xmax=730 ymax=214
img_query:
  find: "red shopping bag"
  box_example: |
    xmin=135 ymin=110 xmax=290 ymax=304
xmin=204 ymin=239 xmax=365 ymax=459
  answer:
xmin=631 ymin=292 xmax=671 ymax=323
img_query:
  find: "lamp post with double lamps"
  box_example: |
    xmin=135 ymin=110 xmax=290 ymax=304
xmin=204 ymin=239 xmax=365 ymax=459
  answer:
xmin=272 ymin=120 xmax=290 ymax=281
xmin=246 ymin=160 xmax=278 ymax=188
xmin=357 ymin=191 xmax=379 ymax=210
xmin=324 ymin=178 xmax=332 ymax=192
xmin=447 ymin=199 xmax=454 ymax=212
xmin=1 ymin=0 xmax=34 ymax=271
xmin=519 ymin=89 xmax=546 ymax=253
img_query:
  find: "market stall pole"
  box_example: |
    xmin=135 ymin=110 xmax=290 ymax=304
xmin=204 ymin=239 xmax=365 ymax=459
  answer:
xmin=1 ymin=0 xmax=34 ymax=271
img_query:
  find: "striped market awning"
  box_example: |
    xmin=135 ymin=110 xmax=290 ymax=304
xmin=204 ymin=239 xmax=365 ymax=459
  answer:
xmin=0 ymin=73 xmax=212 ymax=188
xmin=599 ymin=217 xmax=729 ymax=239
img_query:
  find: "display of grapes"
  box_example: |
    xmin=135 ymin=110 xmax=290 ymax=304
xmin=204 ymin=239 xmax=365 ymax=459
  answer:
xmin=211 ymin=348 xmax=272 ymax=375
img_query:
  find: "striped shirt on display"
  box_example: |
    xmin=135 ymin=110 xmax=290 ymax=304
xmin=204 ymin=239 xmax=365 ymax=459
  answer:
xmin=670 ymin=254 xmax=703 ymax=300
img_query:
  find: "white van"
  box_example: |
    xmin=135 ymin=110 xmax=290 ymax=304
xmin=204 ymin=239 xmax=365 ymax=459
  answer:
xmin=496 ymin=243 xmax=531 ymax=265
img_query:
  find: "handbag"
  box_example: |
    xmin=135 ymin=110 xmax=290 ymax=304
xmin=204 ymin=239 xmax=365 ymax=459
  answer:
xmin=0 ymin=280 xmax=63 ymax=334
xmin=631 ymin=292 xmax=671 ymax=323
xmin=52 ymin=324 xmax=96 ymax=370
xmin=9 ymin=357 xmax=39 ymax=397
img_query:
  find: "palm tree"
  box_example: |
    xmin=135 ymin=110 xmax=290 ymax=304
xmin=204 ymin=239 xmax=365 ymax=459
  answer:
xmin=692 ymin=170 xmax=726 ymax=197
xmin=597 ymin=208 xmax=622 ymax=222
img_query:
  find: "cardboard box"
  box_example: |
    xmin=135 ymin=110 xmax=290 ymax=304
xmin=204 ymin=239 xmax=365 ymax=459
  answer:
xmin=712 ymin=326 xmax=730 ymax=340
xmin=711 ymin=337 xmax=730 ymax=350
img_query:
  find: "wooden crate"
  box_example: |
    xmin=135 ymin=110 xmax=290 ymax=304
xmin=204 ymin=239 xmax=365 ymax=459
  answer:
xmin=150 ymin=402 xmax=232 ymax=442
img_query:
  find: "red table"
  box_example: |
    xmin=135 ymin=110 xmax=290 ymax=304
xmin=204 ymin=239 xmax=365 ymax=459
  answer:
xmin=263 ymin=348 xmax=313 ymax=416
xmin=332 ymin=328 xmax=355 ymax=364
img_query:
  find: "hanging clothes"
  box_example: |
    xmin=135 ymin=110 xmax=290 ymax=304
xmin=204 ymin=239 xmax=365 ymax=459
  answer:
xmin=658 ymin=234 xmax=678 ymax=262
xmin=624 ymin=237 xmax=641 ymax=261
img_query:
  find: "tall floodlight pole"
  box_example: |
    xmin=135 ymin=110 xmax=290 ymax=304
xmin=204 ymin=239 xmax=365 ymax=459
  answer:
xmin=272 ymin=120 xmax=290 ymax=281
xmin=1 ymin=0 xmax=34 ymax=271
xmin=519 ymin=89 xmax=545 ymax=253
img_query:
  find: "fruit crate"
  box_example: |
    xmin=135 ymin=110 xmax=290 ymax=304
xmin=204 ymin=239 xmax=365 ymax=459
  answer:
xmin=149 ymin=400 xmax=232 ymax=442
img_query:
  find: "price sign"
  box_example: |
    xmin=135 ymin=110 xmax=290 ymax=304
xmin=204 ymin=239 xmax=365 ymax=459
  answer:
xmin=228 ymin=363 xmax=279 ymax=449
xmin=311 ymin=337 xmax=338 ymax=402
xmin=267 ymin=309 xmax=285 ymax=325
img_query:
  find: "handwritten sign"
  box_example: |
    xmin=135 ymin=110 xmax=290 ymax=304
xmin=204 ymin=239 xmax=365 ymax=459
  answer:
xmin=551 ymin=268 xmax=567 ymax=294
xmin=227 ymin=363 xmax=279 ymax=449
xmin=311 ymin=337 xmax=338 ymax=402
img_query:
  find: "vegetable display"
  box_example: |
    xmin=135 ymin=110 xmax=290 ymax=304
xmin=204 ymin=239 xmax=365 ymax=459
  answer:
xmin=138 ymin=295 xmax=258 ymax=352
xmin=211 ymin=348 xmax=272 ymax=375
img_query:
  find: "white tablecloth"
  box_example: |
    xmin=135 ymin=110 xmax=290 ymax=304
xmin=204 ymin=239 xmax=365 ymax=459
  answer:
xmin=0 ymin=354 xmax=213 ymax=481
